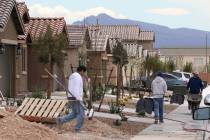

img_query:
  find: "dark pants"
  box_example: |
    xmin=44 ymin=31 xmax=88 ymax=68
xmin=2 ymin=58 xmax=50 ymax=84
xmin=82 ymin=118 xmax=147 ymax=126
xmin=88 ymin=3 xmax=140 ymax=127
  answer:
xmin=153 ymin=98 xmax=164 ymax=122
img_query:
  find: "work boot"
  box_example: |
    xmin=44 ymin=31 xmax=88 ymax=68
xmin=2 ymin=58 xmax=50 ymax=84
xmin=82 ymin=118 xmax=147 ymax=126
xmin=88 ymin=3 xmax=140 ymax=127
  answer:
xmin=154 ymin=120 xmax=158 ymax=124
xmin=159 ymin=120 xmax=164 ymax=124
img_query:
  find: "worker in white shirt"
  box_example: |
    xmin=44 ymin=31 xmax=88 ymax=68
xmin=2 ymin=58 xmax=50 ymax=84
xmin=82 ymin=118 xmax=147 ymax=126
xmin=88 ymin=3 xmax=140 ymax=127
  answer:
xmin=56 ymin=66 xmax=86 ymax=132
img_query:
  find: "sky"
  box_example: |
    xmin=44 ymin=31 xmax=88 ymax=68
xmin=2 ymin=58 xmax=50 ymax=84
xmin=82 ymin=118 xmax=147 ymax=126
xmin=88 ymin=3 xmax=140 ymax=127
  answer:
xmin=19 ymin=0 xmax=210 ymax=31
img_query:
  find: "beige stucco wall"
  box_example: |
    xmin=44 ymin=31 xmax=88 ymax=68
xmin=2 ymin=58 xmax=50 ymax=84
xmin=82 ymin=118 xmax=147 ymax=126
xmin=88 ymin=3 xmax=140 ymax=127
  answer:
xmin=64 ymin=48 xmax=79 ymax=78
xmin=160 ymin=48 xmax=210 ymax=72
xmin=0 ymin=16 xmax=19 ymax=97
xmin=16 ymin=44 xmax=28 ymax=95
xmin=0 ymin=16 xmax=18 ymax=41
xmin=140 ymin=41 xmax=154 ymax=51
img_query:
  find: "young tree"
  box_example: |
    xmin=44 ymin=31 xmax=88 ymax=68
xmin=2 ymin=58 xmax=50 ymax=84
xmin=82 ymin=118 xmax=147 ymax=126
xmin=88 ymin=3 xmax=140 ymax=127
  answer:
xmin=31 ymin=26 xmax=68 ymax=98
xmin=143 ymin=55 xmax=164 ymax=76
xmin=112 ymin=40 xmax=128 ymax=105
xmin=165 ymin=60 xmax=176 ymax=72
xmin=183 ymin=62 xmax=193 ymax=72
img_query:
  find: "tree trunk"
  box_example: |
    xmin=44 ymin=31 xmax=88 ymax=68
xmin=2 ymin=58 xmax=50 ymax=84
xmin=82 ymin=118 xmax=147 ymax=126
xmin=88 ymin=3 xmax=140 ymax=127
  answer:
xmin=47 ymin=59 xmax=53 ymax=99
xmin=116 ymin=64 xmax=120 ymax=106
xmin=121 ymin=66 xmax=124 ymax=98
xmin=129 ymin=66 xmax=133 ymax=97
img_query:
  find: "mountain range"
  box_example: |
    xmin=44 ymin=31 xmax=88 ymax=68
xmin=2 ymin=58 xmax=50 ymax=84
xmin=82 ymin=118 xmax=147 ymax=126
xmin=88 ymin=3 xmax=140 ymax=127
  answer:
xmin=73 ymin=13 xmax=210 ymax=49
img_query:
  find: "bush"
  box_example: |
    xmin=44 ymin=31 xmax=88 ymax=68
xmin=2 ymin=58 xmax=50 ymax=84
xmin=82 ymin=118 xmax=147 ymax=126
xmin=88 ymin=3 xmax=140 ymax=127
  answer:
xmin=183 ymin=62 xmax=193 ymax=72
xmin=92 ymin=84 xmax=104 ymax=102
xmin=108 ymin=100 xmax=120 ymax=114
xmin=31 ymin=89 xmax=46 ymax=99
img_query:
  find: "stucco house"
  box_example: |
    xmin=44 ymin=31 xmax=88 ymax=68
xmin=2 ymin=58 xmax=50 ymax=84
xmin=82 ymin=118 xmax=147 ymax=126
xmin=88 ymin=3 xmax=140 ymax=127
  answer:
xmin=16 ymin=2 xmax=32 ymax=97
xmin=0 ymin=0 xmax=25 ymax=98
xmin=27 ymin=17 xmax=68 ymax=91
xmin=88 ymin=25 xmax=155 ymax=86
xmin=159 ymin=47 xmax=210 ymax=72
xmin=87 ymin=27 xmax=112 ymax=85
xmin=64 ymin=25 xmax=91 ymax=78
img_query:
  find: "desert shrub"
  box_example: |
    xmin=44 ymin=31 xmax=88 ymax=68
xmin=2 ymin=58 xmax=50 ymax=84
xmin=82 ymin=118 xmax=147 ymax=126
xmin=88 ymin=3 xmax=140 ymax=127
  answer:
xmin=31 ymin=89 xmax=46 ymax=99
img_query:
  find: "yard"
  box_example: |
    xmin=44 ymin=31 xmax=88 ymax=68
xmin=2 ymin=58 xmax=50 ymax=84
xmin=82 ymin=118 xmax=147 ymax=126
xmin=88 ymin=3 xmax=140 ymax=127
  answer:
xmin=47 ymin=117 xmax=150 ymax=140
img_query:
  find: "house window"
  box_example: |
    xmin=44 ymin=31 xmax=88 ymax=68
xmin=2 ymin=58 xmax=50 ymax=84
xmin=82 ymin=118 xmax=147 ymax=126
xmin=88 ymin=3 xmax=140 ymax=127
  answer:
xmin=194 ymin=58 xmax=204 ymax=65
xmin=22 ymin=48 xmax=26 ymax=72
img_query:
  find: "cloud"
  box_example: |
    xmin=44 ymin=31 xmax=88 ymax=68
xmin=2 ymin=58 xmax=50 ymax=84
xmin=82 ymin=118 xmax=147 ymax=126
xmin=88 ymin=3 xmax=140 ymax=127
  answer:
xmin=28 ymin=4 xmax=127 ymax=23
xmin=145 ymin=8 xmax=190 ymax=16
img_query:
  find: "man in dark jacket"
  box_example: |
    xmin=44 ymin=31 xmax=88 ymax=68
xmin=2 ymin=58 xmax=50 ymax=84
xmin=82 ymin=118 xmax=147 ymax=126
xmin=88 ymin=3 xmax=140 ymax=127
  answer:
xmin=187 ymin=71 xmax=203 ymax=109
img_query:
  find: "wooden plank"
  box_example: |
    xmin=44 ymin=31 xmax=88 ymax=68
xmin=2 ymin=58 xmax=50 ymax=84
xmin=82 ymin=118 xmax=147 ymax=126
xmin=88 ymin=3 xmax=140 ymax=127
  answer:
xmin=36 ymin=99 xmax=51 ymax=117
xmin=42 ymin=100 xmax=57 ymax=118
xmin=53 ymin=100 xmax=68 ymax=118
xmin=15 ymin=98 xmax=30 ymax=115
xmin=19 ymin=98 xmax=35 ymax=116
xmin=48 ymin=100 xmax=63 ymax=118
xmin=31 ymin=99 xmax=46 ymax=116
xmin=25 ymin=98 xmax=40 ymax=116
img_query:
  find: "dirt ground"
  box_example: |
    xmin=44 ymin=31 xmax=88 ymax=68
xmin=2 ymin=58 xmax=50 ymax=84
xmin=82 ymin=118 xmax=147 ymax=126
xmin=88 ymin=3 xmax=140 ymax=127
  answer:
xmin=95 ymin=117 xmax=150 ymax=136
xmin=47 ymin=117 xmax=150 ymax=140
xmin=0 ymin=109 xmax=65 ymax=140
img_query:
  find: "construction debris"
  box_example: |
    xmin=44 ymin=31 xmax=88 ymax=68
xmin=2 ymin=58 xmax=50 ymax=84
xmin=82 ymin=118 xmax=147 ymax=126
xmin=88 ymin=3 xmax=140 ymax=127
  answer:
xmin=0 ymin=109 xmax=64 ymax=140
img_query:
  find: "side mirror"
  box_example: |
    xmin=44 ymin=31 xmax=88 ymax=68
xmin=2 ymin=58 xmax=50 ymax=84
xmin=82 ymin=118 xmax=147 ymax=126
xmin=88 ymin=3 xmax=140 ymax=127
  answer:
xmin=204 ymin=94 xmax=210 ymax=106
xmin=193 ymin=107 xmax=210 ymax=120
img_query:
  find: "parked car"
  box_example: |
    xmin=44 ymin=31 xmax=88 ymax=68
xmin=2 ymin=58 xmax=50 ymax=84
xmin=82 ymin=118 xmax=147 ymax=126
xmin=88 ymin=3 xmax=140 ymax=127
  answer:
xmin=171 ymin=71 xmax=192 ymax=84
xmin=193 ymin=85 xmax=210 ymax=140
xmin=141 ymin=73 xmax=185 ymax=90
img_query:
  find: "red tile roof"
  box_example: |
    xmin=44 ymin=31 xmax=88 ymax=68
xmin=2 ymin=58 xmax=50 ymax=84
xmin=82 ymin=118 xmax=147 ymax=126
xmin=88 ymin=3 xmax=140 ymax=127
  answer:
xmin=0 ymin=0 xmax=24 ymax=34
xmin=17 ymin=2 xmax=30 ymax=21
xmin=18 ymin=23 xmax=30 ymax=41
xmin=0 ymin=0 xmax=16 ymax=31
xmin=17 ymin=2 xmax=30 ymax=41
xmin=28 ymin=17 xmax=66 ymax=41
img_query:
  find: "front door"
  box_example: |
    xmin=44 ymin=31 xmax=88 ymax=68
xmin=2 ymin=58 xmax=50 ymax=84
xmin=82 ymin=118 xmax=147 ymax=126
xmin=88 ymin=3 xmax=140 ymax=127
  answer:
xmin=0 ymin=45 xmax=15 ymax=98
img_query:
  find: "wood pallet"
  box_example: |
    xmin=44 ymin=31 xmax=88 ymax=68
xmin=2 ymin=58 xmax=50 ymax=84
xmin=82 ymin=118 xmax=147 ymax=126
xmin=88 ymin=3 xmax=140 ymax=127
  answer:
xmin=15 ymin=98 xmax=68 ymax=123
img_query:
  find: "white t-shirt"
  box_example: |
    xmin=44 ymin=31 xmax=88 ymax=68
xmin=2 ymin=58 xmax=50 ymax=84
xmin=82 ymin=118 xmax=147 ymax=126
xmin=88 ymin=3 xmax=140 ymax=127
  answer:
xmin=68 ymin=72 xmax=83 ymax=101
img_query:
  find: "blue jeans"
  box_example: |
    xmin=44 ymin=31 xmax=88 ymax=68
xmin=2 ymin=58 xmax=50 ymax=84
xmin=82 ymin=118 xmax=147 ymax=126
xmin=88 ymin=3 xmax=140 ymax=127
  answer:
xmin=59 ymin=101 xmax=84 ymax=130
xmin=153 ymin=98 xmax=164 ymax=122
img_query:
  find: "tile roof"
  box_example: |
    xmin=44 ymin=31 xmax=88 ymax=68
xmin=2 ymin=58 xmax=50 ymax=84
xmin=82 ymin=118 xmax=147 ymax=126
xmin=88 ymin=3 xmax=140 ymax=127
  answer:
xmin=88 ymin=25 xmax=140 ymax=40
xmin=88 ymin=25 xmax=155 ymax=52
xmin=88 ymin=27 xmax=110 ymax=51
xmin=17 ymin=2 xmax=30 ymax=41
xmin=91 ymin=34 xmax=109 ymax=51
xmin=0 ymin=0 xmax=24 ymax=34
xmin=18 ymin=23 xmax=30 ymax=41
xmin=139 ymin=31 xmax=155 ymax=41
xmin=0 ymin=0 xmax=16 ymax=31
xmin=17 ymin=2 xmax=30 ymax=21
xmin=67 ymin=25 xmax=87 ymax=47
xmin=28 ymin=17 xmax=66 ymax=41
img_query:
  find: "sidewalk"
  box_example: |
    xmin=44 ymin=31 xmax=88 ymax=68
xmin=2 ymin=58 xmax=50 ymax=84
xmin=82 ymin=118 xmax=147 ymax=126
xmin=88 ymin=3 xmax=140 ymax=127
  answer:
xmin=131 ymin=102 xmax=204 ymax=140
